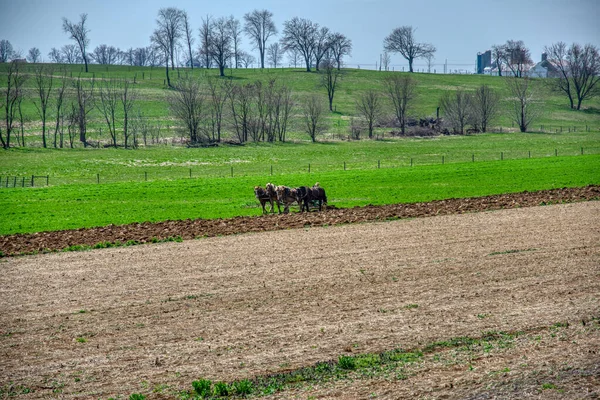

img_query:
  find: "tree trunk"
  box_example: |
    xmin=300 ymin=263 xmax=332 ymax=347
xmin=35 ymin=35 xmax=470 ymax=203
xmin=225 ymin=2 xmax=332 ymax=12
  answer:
xmin=165 ymin=64 xmax=171 ymax=87
xmin=41 ymin=116 xmax=47 ymax=148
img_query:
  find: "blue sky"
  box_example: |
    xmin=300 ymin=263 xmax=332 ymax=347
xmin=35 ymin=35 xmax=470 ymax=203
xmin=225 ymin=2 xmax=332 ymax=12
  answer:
xmin=1 ymin=0 xmax=598 ymax=71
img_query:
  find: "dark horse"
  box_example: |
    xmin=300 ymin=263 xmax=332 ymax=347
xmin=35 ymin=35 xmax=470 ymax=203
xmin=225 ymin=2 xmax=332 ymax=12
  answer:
xmin=296 ymin=183 xmax=327 ymax=212
xmin=254 ymin=183 xmax=280 ymax=214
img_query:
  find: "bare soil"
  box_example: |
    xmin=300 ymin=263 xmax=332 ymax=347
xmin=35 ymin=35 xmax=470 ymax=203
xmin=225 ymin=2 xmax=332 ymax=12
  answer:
xmin=0 ymin=200 xmax=598 ymax=399
xmin=1 ymin=185 xmax=599 ymax=256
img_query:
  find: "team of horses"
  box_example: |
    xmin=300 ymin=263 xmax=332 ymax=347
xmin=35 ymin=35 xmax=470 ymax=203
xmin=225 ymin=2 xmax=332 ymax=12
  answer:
xmin=254 ymin=182 xmax=328 ymax=214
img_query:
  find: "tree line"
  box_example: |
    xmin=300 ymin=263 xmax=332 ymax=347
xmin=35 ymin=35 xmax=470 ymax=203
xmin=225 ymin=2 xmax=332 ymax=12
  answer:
xmin=0 ymin=59 xmax=573 ymax=151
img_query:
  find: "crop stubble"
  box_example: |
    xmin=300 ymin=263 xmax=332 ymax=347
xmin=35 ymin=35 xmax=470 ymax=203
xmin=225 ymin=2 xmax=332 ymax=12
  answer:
xmin=0 ymin=201 xmax=598 ymax=398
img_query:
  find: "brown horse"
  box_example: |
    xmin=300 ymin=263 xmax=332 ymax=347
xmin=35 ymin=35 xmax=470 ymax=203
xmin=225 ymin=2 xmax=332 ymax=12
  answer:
xmin=254 ymin=186 xmax=274 ymax=214
xmin=276 ymin=185 xmax=301 ymax=214
xmin=265 ymin=182 xmax=281 ymax=214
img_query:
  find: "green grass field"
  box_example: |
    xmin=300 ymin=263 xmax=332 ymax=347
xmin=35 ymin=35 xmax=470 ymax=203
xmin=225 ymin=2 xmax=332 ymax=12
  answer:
xmin=2 ymin=131 xmax=599 ymax=186
xmin=2 ymin=154 xmax=599 ymax=235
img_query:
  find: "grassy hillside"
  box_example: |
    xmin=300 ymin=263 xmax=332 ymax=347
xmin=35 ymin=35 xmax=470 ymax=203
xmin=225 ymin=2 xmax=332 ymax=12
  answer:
xmin=1 ymin=63 xmax=599 ymax=147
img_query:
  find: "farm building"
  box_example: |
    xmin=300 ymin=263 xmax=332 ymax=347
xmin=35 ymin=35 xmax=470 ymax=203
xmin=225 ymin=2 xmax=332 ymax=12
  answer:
xmin=527 ymin=53 xmax=560 ymax=78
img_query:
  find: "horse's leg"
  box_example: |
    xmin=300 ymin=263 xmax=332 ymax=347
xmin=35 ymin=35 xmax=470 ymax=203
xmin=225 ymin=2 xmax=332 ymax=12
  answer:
xmin=269 ymin=199 xmax=274 ymax=213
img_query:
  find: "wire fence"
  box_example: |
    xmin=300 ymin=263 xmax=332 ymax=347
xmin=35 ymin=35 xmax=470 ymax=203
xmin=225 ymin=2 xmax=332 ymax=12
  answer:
xmin=2 ymin=146 xmax=599 ymax=189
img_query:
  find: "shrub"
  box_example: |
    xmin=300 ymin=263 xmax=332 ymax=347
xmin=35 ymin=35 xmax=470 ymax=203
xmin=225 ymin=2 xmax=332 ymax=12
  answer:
xmin=233 ymin=379 xmax=253 ymax=396
xmin=338 ymin=355 xmax=356 ymax=370
xmin=213 ymin=381 xmax=230 ymax=396
xmin=192 ymin=379 xmax=212 ymax=397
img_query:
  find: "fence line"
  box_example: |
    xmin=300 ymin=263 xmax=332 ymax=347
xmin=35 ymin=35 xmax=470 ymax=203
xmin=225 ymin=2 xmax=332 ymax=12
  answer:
xmin=2 ymin=147 xmax=599 ymax=189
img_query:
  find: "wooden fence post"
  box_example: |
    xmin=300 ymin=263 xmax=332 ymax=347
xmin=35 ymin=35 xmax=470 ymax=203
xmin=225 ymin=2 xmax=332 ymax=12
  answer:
xmin=31 ymin=175 xmax=34 ymax=187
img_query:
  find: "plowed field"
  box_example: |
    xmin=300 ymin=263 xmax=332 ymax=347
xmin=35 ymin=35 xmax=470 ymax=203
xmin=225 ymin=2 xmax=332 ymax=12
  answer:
xmin=1 ymin=185 xmax=599 ymax=256
xmin=0 ymin=198 xmax=598 ymax=399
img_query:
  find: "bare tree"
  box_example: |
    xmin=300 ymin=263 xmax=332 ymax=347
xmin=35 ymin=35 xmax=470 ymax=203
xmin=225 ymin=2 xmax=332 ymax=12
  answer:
xmin=27 ymin=47 xmax=41 ymax=63
xmin=97 ymin=79 xmax=120 ymax=147
xmin=302 ymin=94 xmax=327 ymax=142
xmin=1 ymin=61 xmax=27 ymax=148
xmin=281 ymin=17 xmax=318 ymax=72
xmin=383 ymin=26 xmax=436 ymax=73
xmin=154 ymin=8 xmax=184 ymax=71
xmin=469 ymin=85 xmax=500 ymax=132
xmin=505 ymin=76 xmax=539 ymax=132
xmin=61 ymin=44 xmax=82 ymax=64
xmin=91 ymin=44 xmax=120 ymax=65
xmin=491 ymin=44 xmax=505 ymax=76
xmin=267 ymin=42 xmax=284 ymax=68
xmin=121 ymin=80 xmax=136 ymax=148
xmin=0 ymin=39 xmax=15 ymax=62
xmin=329 ymin=33 xmax=352 ymax=70
xmin=72 ymin=75 xmax=95 ymax=146
xmin=169 ymin=75 xmax=204 ymax=143
xmin=132 ymin=46 xmax=155 ymax=67
xmin=206 ymin=76 xmax=232 ymax=142
xmin=271 ymin=82 xmax=294 ymax=142
xmin=440 ymin=90 xmax=471 ymax=134
xmin=151 ymin=27 xmax=173 ymax=87
xmin=52 ymin=69 xmax=68 ymax=148
xmin=355 ymin=89 xmax=383 ymax=138
xmin=545 ymin=42 xmax=600 ymax=110
xmin=319 ymin=58 xmax=343 ymax=112
xmin=229 ymin=82 xmax=253 ymax=143
xmin=181 ymin=11 xmax=195 ymax=69
xmin=384 ymin=75 xmax=416 ymax=135
xmin=243 ymin=9 xmax=277 ymax=69
xmin=425 ymin=53 xmax=434 ymax=73
xmin=48 ymin=47 xmax=63 ymax=63
xmin=502 ymin=40 xmax=533 ymax=77
xmin=382 ymin=51 xmax=391 ymax=71
xmin=287 ymin=47 xmax=300 ymax=68
xmin=238 ymin=51 xmax=255 ymax=68
xmin=33 ymin=65 xmax=54 ymax=148
xmin=62 ymin=13 xmax=90 ymax=72
xmin=199 ymin=15 xmax=213 ymax=68
xmin=209 ymin=17 xmax=234 ymax=77
xmin=313 ymin=26 xmax=331 ymax=71
xmin=227 ymin=16 xmax=243 ymax=68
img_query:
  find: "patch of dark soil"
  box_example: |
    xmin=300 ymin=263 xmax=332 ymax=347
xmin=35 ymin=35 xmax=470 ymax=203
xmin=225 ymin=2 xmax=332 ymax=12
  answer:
xmin=1 ymin=185 xmax=598 ymax=257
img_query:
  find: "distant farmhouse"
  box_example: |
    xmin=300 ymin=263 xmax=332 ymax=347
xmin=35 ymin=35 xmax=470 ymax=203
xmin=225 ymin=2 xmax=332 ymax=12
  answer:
xmin=527 ymin=53 xmax=560 ymax=78
xmin=476 ymin=51 xmax=559 ymax=78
